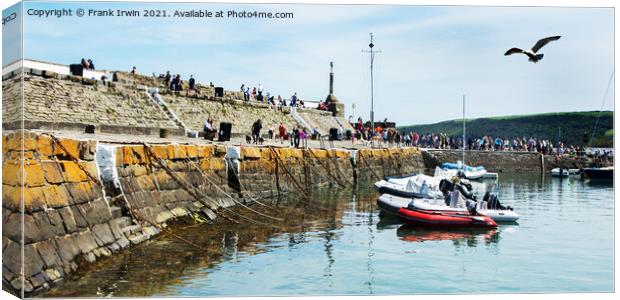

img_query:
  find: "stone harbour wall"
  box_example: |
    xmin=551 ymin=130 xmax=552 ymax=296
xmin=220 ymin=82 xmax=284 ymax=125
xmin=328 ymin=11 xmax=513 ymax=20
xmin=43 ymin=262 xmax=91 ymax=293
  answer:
xmin=233 ymin=147 xmax=356 ymax=199
xmin=423 ymin=149 xmax=599 ymax=173
xmin=356 ymin=147 xmax=426 ymax=181
xmin=2 ymin=131 xmax=131 ymax=295
xmin=114 ymin=143 xmax=233 ymax=227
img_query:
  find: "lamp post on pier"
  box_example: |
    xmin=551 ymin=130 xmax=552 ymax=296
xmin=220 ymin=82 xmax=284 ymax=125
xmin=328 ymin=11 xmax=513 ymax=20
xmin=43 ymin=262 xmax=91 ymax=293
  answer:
xmin=362 ymin=33 xmax=381 ymax=132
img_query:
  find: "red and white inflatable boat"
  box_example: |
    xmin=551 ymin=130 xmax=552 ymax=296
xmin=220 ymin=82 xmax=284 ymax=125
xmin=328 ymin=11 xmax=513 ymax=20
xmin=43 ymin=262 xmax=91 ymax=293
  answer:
xmin=396 ymin=207 xmax=497 ymax=228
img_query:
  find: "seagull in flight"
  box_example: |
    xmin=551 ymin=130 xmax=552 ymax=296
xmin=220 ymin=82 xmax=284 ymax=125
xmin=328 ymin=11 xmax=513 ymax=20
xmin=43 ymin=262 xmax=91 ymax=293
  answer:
xmin=504 ymin=36 xmax=561 ymax=63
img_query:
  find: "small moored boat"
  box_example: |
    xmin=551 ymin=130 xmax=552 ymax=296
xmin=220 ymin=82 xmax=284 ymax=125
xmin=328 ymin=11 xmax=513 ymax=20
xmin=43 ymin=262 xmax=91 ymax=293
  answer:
xmin=378 ymin=193 xmax=519 ymax=222
xmin=396 ymin=207 xmax=497 ymax=228
xmin=583 ymin=167 xmax=613 ymax=180
xmin=551 ymin=168 xmax=580 ymax=177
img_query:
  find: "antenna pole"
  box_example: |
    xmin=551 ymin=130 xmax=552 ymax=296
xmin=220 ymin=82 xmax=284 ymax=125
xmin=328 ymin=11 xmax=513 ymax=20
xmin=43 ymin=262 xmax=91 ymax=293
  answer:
xmin=362 ymin=33 xmax=381 ymax=133
xmin=462 ymin=94 xmax=466 ymax=168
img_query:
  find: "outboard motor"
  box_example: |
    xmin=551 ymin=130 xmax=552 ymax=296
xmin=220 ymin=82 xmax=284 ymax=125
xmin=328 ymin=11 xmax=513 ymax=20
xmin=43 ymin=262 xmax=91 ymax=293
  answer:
xmin=439 ymin=179 xmax=455 ymax=194
xmin=487 ymin=194 xmax=513 ymax=211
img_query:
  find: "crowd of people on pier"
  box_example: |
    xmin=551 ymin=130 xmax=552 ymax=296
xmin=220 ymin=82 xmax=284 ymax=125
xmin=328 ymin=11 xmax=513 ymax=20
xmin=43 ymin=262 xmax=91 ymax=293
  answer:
xmin=346 ymin=117 xmax=611 ymax=159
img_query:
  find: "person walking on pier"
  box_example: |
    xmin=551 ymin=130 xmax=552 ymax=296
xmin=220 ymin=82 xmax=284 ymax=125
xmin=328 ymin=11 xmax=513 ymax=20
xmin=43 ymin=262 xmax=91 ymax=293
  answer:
xmin=244 ymin=87 xmax=251 ymax=101
xmin=278 ymin=122 xmax=287 ymax=144
xmin=257 ymin=84 xmax=264 ymax=102
xmin=292 ymin=126 xmax=301 ymax=148
xmin=188 ymin=75 xmax=196 ymax=91
xmin=251 ymin=119 xmax=263 ymax=144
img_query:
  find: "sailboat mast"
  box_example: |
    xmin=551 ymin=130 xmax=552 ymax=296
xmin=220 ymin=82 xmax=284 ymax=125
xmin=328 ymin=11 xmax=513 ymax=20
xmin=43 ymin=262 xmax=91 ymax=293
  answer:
xmin=462 ymin=94 xmax=466 ymax=168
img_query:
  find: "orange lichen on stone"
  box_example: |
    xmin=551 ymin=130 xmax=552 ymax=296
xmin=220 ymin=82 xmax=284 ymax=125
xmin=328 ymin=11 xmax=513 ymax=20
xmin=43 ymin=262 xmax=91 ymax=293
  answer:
xmin=23 ymin=185 xmax=51 ymax=210
xmin=200 ymin=158 xmax=226 ymax=171
xmin=185 ymin=145 xmax=198 ymax=158
xmin=36 ymin=135 xmax=53 ymax=157
xmin=24 ymin=163 xmax=46 ymax=187
xmin=149 ymin=145 xmax=169 ymax=160
xmin=2 ymin=134 xmax=7 ymax=154
xmin=2 ymin=185 xmax=22 ymax=210
xmin=260 ymin=148 xmax=274 ymax=160
xmin=60 ymin=161 xmax=97 ymax=183
xmin=197 ymin=145 xmax=215 ymax=158
xmin=2 ymin=161 xmax=22 ymax=186
xmin=123 ymin=146 xmax=146 ymax=165
xmin=241 ymin=147 xmax=262 ymax=159
xmin=42 ymin=185 xmax=71 ymax=208
xmin=41 ymin=161 xmax=65 ymax=184
xmin=309 ymin=149 xmax=328 ymax=159
xmin=52 ymin=138 xmax=81 ymax=159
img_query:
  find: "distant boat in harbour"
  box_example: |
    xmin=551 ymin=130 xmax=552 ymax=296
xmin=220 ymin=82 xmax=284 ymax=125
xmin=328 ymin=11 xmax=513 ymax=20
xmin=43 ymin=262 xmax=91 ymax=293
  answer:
xmin=582 ymin=167 xmax=613 ymax=181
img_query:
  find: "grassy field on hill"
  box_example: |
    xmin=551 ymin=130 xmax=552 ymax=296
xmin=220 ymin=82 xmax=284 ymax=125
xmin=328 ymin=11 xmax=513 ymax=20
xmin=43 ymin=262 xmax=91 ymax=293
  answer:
xmin=398 ymin=111 xmax=613 ymax=147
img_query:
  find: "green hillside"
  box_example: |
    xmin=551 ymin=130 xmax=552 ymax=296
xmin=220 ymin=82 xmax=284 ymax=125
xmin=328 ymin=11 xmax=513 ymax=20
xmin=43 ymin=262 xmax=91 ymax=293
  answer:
xmin=398 ymin=111 xmax=613 ymax=147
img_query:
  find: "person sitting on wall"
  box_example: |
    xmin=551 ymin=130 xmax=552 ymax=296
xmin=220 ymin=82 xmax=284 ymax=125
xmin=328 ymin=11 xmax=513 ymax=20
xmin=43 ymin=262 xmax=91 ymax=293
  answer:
xmin=210 ymin=82 xmax=215 ymax=88
xmin=203 ymin=118 xmax=217 ymax=140
xmin=81 ymin=58 xmax=90 ymax=69
xmin=87 ymin=59 xmax=95 ymax=70
xmin=251 ymin=119 xmax=263 ymax=145
xmin=268 ymin=125 xmax=275 ymax=139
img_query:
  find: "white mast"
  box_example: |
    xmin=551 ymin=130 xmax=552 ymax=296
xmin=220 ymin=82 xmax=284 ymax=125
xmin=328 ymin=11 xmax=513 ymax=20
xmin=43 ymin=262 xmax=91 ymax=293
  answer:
xmin=462 ymin=94 xmax=466 ymax=169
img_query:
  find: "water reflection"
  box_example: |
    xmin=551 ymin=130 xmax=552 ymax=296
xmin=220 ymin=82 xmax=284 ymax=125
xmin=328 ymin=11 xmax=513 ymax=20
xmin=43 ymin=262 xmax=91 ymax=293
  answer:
xmin=396 ymin=224 xmax=499 ymax=247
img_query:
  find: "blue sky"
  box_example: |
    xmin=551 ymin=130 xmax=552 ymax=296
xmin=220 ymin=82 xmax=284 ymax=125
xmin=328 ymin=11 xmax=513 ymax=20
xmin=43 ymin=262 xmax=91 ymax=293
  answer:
xmin=3 ymin=1 xmax=615 ymax=125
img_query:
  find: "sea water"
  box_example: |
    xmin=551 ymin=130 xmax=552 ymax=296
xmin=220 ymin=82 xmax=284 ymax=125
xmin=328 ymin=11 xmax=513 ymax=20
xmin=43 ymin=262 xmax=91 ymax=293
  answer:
xmin=41 ymin=173 xmax=614 ymax=297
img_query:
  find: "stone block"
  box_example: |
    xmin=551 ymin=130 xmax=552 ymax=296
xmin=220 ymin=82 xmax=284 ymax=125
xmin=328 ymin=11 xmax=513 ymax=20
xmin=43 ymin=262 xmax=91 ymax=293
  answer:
xmin=116 ymin=236 xmax=130 ymax=249
xmin=36 ymin=134 xmax=53 ymax=158
xmin=24 ymin=163 xmax=46 ymax=187
xmin=91 ymin=223 xmax=116 ymax=246
xmin=185 ymin=145 xmax=198 ymax=158
xmin=2 ymin=160 xmax=22 ymax=186
xmin=108 ymin=218 xmax=128 ymax=240
xmin=24 ymin=243 xmax=45 ymax=277
xmin=30 ymin=272 xmax=49 ymax=290
xmin=2 ymin=238 xmax=22 ymax=274
xmin=53 ymin=235 xmax=80 ymax=266
xmin=11 ymin=277 xmax=34 ymax=294
xmin=35 ymin=240 xmax=63 ymax=269
xmin=170 ymin=145 xmax=187 ymax=159
xmin=123 ymin=146 xmax=146 ymax=165
xmin=135 ymin=175 xmax=156 ymax=191
xmin=149 ymin=145 xmax=169 ymax=160
xmin=58 ymin=206 xmax=78 ymax=233
xmin=66 ymin=181 xmax=103 ymax=205
xmin=23 ymin=210 xmax=66 ymax=243
xmin=74 ymin=198 xmax=113 ymax=226
xmin=43 ymin=184 xmax=71 ymax=208
xmin=74 ymin=231 xmax=98 ymax=254
xmin=241 ymin=147 xmax=262 ymax=159
xmin=41 ymin=161 xmax=65 ymax=184
xmin=130 ymin=165 xmax=148 ymax=177
xmin=154 ymin=171 xmax=176 ymax=190
xmin=42 ymin=70 xmax=58 ymax=78
xmin=79 ymin=140 xmax=97 ymax=161
xmin=52 ymin=138 xmax=81 ymax=159
xmin=197 ymin=145 xmax=214 ymax=158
